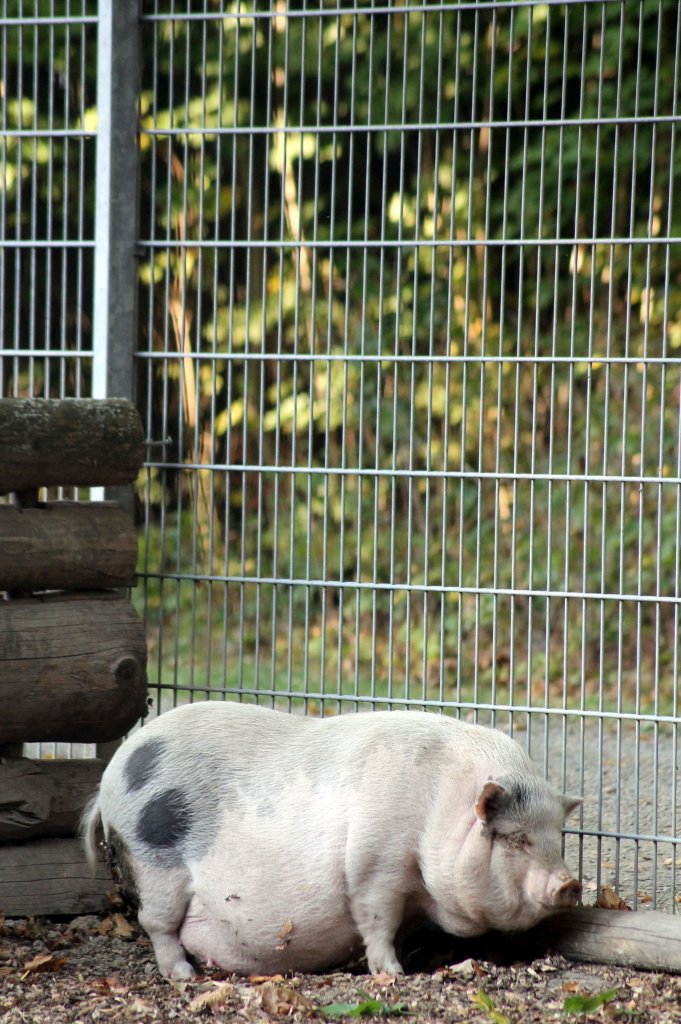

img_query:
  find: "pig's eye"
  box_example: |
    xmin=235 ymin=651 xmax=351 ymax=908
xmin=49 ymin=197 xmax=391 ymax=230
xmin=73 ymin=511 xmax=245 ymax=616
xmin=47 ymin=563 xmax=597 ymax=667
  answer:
xmin=503 ymin=832 xmax=530 ymax=850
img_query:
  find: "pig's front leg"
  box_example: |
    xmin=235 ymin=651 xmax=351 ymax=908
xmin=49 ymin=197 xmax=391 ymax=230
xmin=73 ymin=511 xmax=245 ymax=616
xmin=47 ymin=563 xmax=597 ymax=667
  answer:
xmin=347 ymin=881 xmax=406 ymax=975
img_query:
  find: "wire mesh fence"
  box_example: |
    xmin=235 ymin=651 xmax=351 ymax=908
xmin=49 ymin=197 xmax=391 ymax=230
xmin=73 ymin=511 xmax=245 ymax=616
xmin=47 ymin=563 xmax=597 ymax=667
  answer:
xmin=0 ymin=1 xmax=99 ymax=760
xmin=1 ymin=1 xmax=680 ymax=913
xmin=0 ymin=2 xmax=97 ymax=400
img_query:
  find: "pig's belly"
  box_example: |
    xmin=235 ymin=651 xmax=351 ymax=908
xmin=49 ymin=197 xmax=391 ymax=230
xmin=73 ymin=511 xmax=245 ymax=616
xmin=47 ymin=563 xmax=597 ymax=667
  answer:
xmin=179 ymin=893 xmax=361 ymax=974
xmin=178 ymin=818 xmax=362 ymax=973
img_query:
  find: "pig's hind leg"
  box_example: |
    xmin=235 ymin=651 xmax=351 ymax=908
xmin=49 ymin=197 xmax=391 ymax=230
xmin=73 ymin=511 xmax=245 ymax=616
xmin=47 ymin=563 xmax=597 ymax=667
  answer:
xmin=133 ymin=860 xmax=196 ymax=980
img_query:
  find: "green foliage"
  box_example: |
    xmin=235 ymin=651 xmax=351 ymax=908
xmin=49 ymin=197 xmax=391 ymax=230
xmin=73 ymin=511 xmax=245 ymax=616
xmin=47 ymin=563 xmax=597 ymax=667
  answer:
xmin=4 ymin=4 xmax=680 ymax=709
xmin=319 ymin=991 xmax=408 ymax=1018
xmin=563 ymin=987 xmax=619 ymax=1016
xmin=472 ymin=989 xmax=511 ymax=1024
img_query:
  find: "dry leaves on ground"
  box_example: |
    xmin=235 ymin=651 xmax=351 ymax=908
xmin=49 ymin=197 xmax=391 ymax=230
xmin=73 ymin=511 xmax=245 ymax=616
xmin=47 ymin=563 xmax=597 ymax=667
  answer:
xmin=1 ymin=913 xmax=681 ymax=1023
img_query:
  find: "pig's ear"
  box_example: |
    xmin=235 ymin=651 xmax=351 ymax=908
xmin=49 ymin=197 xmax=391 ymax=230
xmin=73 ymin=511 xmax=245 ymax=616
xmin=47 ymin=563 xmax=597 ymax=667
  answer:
xmin=561 ymin=794 xmax=582 ymax=818
xmin=475 ymin=781 xmax=511 ymax=823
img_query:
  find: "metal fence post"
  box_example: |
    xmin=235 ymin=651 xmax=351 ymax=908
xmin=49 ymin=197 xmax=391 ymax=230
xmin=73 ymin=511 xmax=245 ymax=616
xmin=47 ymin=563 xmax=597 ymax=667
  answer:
xmin=92 ymin=0 xmax=140 ymax=407
xmin=92 ymin=0 xmax=141 ymax=761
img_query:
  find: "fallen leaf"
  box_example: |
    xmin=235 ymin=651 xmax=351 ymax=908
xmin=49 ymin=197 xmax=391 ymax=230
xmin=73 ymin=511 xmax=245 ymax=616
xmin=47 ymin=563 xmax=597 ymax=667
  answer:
xmin=189 ymin=981 xmax=234 ymax=1012
xmin=319 ymin=993 xmax=407 ymax=1018
xmin=596 ymin=887 xmax=632 ymax=911
xmin=369 ymin=972 xmax=398 ymax=987
xmin=128 ymin=997 xmax=155 ymax=1015
xmin=275 ymin=917 xmax=294 ymax=950
xmin=564 ymin=989 xmax=619 ymax=1015
xmin=23 ymin=953 xmax=54 ymax=971
xmin=261 ymin=980 xmax=313 ymax=1015
xmin=471 ymin=990 xmax=511 ymax=1024
xmin=96 ymin=913 xmax=137 ymax=938
xmin=110 ymin=913 xmax=137 ymax=939
xmin=20 ymin=952 xmax=68 ymax=979
xmin=92 ymin=976 xmax=131 ymax=995
xmin=438 ymin=958 xmax=476 ymax=980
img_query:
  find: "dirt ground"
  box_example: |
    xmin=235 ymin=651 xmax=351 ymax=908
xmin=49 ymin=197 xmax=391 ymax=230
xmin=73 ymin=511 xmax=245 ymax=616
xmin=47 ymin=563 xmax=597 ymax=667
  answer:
xmin=2 ymin=911 xmax=681 ymax=1024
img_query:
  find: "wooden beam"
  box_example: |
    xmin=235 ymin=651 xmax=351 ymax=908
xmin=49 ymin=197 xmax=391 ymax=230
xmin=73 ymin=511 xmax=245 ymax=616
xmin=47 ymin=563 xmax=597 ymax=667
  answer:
xmin=0 ymin=398 xmax=144 ymax=495
xmin=0 ymin=838 xmax=111 ymax=916
xmin=0 ymin=592 xmax=148 ymax=744
xmin=408 ymin=909 xmax=681 ymax=975
xmin=522 ymin=907 xmax=681 ymax=973
xmin=0 ymin=502 xmax=137 ymax=592
xmin=0 ymin=758 xmax=103 ymax=843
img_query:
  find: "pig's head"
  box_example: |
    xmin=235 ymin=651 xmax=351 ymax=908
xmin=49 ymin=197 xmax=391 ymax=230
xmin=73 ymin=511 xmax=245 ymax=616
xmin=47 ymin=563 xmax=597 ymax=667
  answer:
xmin=468 ymin=775 xmax=582 ymax=932
xmin=427 ymin=772 xmax=582 ymax=939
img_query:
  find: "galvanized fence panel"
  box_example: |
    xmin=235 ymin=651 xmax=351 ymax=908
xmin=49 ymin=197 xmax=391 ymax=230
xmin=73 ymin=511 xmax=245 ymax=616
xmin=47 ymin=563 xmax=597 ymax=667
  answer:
xmin=135 ymin=0 xmax=681 ymax=913
xmin=0 ymin=1 xmax=98 ymax=401
xmin=0 ymin=2 xmax=102 ymax=759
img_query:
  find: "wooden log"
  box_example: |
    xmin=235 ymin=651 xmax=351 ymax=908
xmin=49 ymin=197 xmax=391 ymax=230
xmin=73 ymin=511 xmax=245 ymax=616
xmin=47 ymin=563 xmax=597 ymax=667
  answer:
xmin=522 ymin=907 xmax=681 ymax=973
xmin=0 ymin=837 xmax=111 ymax=916
xmin=0 ymin=757 xmax=103 ymax=843
xmin=0 ymin=592 xmax=148 ymax=744
xmin=404 ymin=910 xmax=681 ymax=975
xmin=0 ymin=397 xmax=145 ymax=494
xmin=0 ymin=501 xmax=137 ymax=591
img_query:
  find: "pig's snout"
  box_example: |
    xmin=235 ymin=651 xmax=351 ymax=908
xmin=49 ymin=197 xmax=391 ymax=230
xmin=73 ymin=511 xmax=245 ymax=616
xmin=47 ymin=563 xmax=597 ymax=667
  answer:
xmin=554 ymin=877 xmax=582 ymax=908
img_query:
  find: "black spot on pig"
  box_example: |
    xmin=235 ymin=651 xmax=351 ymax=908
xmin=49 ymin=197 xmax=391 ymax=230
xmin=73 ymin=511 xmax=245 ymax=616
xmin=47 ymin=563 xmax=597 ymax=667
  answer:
xmin=125 ymin=738 xmax=167 ymax=792
xmin=106 ymin=827 xmax=140 ymax=909
xmin=499 ymin=779 xmax=530 ymax=812
xmin=137 ymin=788 xmax=193 ymax=849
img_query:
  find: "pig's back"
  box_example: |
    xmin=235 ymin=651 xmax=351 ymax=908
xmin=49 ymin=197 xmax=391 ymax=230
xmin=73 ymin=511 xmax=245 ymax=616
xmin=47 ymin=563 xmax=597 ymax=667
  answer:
xmin=98 ymin=702 xmax=535 ymax=875
xmin=100 ymin=702 xmax=530 ymax=839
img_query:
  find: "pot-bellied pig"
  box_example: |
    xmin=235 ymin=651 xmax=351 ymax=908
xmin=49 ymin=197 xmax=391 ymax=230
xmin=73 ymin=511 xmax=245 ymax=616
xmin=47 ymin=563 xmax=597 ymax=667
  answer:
xmin=82 ymin=701 xmax=581 ymax=979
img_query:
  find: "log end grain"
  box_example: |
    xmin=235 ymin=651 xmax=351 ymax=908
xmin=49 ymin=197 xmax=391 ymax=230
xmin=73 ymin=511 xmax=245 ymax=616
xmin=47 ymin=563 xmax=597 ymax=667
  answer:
xmin=0 ymin=593 xmax=149 ymax=745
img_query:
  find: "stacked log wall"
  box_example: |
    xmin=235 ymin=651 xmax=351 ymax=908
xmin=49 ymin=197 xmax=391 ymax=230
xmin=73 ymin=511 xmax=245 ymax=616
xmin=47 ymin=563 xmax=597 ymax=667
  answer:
xmin=0 ymin=399 xmax=148 ymax=915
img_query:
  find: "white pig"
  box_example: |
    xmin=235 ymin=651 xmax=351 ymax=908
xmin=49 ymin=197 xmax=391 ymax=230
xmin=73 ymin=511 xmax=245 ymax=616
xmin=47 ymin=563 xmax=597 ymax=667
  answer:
xmin=82 ymin=702 xmax=581 ymax=979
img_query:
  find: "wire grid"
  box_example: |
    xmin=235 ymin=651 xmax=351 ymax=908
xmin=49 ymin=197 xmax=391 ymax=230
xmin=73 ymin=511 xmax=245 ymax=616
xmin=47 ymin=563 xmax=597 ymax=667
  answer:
xmin=136 ymin=0 xmax=681 ymax=912
xmin=0 ymin=1 xmax=97 ymax=401
xmin=0 ymin=2 xmax=98 ymax=759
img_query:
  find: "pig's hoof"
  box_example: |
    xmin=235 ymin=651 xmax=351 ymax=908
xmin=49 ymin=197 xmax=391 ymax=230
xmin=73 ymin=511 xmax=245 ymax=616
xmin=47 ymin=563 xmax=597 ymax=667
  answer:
xmin=167 ymin=961 xmax=196 ymax=981
xmin=368 ymin=953 xmax=404 ymax=976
